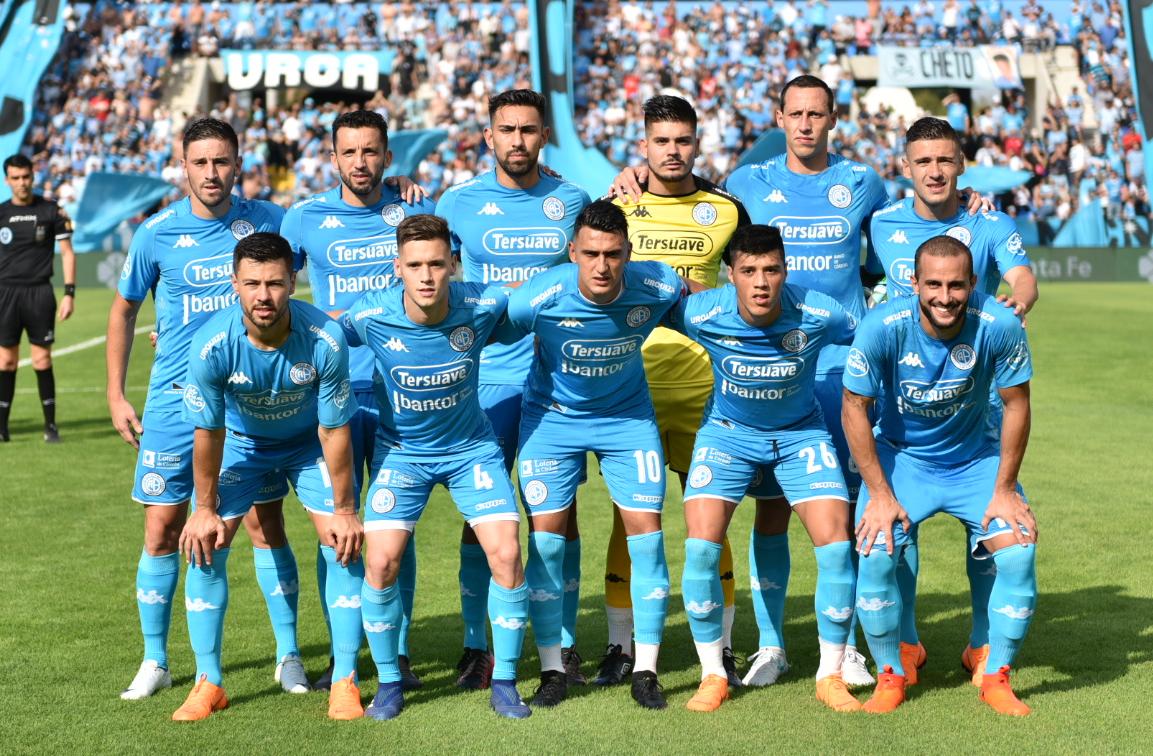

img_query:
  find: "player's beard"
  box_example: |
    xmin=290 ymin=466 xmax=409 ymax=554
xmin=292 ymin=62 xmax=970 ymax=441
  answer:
xmin=650 ymin=161 xmax=692 ymax=185
xmin=244 ymin=299 xmax=290 ymax=330
xmin=496 ymin=150 xmax=539 ymax=179
xmin=339 ymin=164 xmax=384 ymax=197
xmin=191 ymin=179 xmax=230 ymax=209
xmin=919 ymin=298 xmax=964 ymax=332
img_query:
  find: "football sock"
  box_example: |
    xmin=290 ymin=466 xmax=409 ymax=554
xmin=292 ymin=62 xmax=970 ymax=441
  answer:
xmin=606 ymin=607 xmax=634 ymax=652
xmin=845 ymin=545 xmax=861 ymax=648
xmin=604 ymin=507 xmax=632 ymax=609
xmin=682 ymin=538 xmax=724 ymax=644
xmin=321 ymin=545 xmax=365 ymax=681
xmin=722 ymin=606 xmax=736 ymax=650
xmin=459 ymin=542 xmax=491 ymax=651
xmin=0 ymin=369 xmax=14 ymax=435
xmin=627 ymin=531 xmax=669 ymax=647
xmin=694 ymin=638 xmax=725 ymax=679
xmin=489 ymin=579 xmax=529 ymax=681
xmin=253 ymin=545 xmax=300 ymax=660
xmin=185 ymin=547 xmax=230 ymax=686
xmin=561 ymin=538 xmax=581 ymax=648
xmin=526 ymin=531 xmax=566 ymax=650
xmin=966 ymin=546 xmax=996 ymax=647
xmin=398 ymin=534 xmax=416 ymax=657
xmin=315 ymin=541 xmax=332 ymax=657
xmin=361 ymin=581 xmax=402 ymax=683
xmin=986 ymin=544 xmax=1037 ymax=671
xmin=34 ymin=367 xmax=55 ymax=428
xmin=814 ymin=541 xmax=855 ymax=647
xmin=817 ymin=638 xmax=847 ymax=680
xmin=897 ymin=538 xmax=921 ymax=645
xmin=634 ymin=642 xmax=660 ymax=675
xmin=749 ymin=531 xmax=789 ymax=648
xmin=539 ymin=643 xmax=563 ymax=673
xmin=136 ymin=549 xmax=179 ymax=668
xmin=719 ymin=535 xmax=736 ymax=642
xmin=856 ymin=547 xmax=903 ymax=675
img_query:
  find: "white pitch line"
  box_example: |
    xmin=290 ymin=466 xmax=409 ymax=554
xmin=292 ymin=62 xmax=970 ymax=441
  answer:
xmin=17 ymin=324 xmax=156 ymax=368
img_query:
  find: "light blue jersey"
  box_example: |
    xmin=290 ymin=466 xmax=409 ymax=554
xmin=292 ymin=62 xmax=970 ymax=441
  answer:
xmin=503 ymin=261 xmax=687 ymax=418
xmin=280 ymin=185 xmax=437 ymax=390
xmin=119 ymin=197 xmax=285 ymax=415
xmin=869 ymin=201 xmax=1031 ymax=298
xmin=183 ymin=299 xmax=355 ymax=444
xmin=339 ymin=282 xmax=509 ymax=458
xmin=435 ymin=169 xmax=590 ymax=385
xmin=843 ymin=292 xmax=1033 ymax=463
xmin=667 ymin=283 xmax=857 ymax=433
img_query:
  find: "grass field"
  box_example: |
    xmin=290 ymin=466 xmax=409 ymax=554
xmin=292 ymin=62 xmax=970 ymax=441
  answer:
xmin=1 ymin=283 xmax=1151 ymax=753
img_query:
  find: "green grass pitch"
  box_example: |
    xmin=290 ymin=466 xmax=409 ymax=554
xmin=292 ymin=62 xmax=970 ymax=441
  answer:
xmin=1 ymin=283 xmax=1150 ymax=753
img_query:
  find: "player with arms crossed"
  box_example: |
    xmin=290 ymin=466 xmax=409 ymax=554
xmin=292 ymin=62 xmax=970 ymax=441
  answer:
xmin=505 ymin=200 xmax=692 ymax=710
xmin=844 ymin=236 xmax=1037 ymax=715
xmin=436 ymin=89 xmax=590 ymax=688
xmin=106 ymin=119 xmax=305 ymax=701
xmin=869 ymin=116 xmax=1038 ymax=685
xmin=0 ymin=154 xmax=75 ymax=443
xmin=281 ymin=108 xmax=435 ymax=691
xmin=599 ymin=95 xmax=750 ymax=688
xmin=339 ymin=214 xmax=532 ymax=721
xmin=176 ymin=232 xmax=364 ymax=721
xmin=669 ymin=225 xmax=863 ymax=713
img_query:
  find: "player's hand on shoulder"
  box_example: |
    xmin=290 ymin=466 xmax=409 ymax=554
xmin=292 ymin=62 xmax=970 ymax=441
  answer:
xmin=995 ymin=293 xmax=1027 ymax=323
xmin=384 ymin=175 xmax=430 ymax=205
xmin=962 ymin=190 xmax=995 ymax=215
xmin=539 ymin=163 xmax=563 ymax=180
xmin=607 ymin=165 xmax=648 ymax=204
xmin=108 ymin=398 xmax=143 ymax=448
xmin=983 ymin=488 xmax=1037 ymax=545
xmin=325 ymin=512 xmax=364 ymax=566
xmin=855 ymin=489 xmax=910 ymax=556
xmin=179 ymin=508 xmax=227 ymax=566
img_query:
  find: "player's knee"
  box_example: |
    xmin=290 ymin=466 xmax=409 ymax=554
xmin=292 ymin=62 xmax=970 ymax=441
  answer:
xmin=364 ymin=553 xmax=401 ymax=588
xmin=244 ymin=502 xmax=287 ymax=548
xmin=29 ymin=354 xmax=52 ymax=371
xmin=143 ymin=507 xmax=184 ymax=553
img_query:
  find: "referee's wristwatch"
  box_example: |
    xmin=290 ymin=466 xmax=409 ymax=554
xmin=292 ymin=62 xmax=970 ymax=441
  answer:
xmin=63 ymin=284 xmax=76 ymax=297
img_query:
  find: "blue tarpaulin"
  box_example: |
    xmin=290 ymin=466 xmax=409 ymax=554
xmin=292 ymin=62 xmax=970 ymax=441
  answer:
xmin=71 ymin=173 xmax=174 ymax=252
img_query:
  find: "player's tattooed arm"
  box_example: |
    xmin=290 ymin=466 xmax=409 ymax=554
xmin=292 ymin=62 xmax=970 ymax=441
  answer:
xmin=106 ymin=293 xmax=145 ymax=447
xmin=384 ymin=175 xmax=429 ymax=205
xmin=181 ymin=427 xmax=228 ymax=566
xmin=607 ymin=165 xmax=649 ymax=204
xmin=984 ymin=381 xmax=1036 ymax=545
xmin=843 ymin=388 xmax=909 ymax=555
xmin=318 ymin=423 xmax=363 ymax=566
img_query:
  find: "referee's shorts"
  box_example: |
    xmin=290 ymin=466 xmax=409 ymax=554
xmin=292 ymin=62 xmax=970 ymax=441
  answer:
xmin=0 ymin=283 xmax=56 ymax=347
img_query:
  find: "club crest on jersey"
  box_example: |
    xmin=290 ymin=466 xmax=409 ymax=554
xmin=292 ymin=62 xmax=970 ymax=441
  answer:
xmin=381 ymin=204 xmax=405 ymax=227
xmin=828 ymin=184 xmax=852 ymax=208
xmin=0 ymin=227 xmax=12 ymax=244
xmin=781 ymin=329 xmax=809 ymax=353
xmin=449 ymin=326 xmax=475 ymax=352
xmin=688 ymin=465 xmax=713 ymax=488
xmin=946 ymin=226 xmax=972 ymax=246
xmin=524 ymin=479 xmax=549 ymax=506
xmin=231 ymin=219 xmax=256 ymax=240
xmin=183 ymin=384 xmax=206 ymax=412
xmin=626 ymin=306 xmax=651 ymax=327
xmin=846 ymin=348 xmax=869 ymax=377
xmin=1006 ymin=232 xmax=1024 ymax=255
xmin=692 ymin=201 xmax=718 ymax=226
xmin=290 ymin=362 xmax=317 ymax=385
xmin=542 ymin=196 xmax=566 ymax=221
xmin=949 ymin=343 xmax=977 ymax=370
xmin=370 ymin=488 xmax=396 ymax=514
xmin=141 ymin=472 xmax=166 ymax=497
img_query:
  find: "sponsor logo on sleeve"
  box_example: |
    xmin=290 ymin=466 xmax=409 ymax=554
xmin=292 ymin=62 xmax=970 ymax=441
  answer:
xmin=846 ymin=348 xmax=869 ymax=377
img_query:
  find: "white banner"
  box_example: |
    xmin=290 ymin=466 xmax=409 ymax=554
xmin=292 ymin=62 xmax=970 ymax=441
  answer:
xmin=876 ymin=45 xmax=1023 ymax=90
xmin=221 ymin=50 xmax=396 ymax=91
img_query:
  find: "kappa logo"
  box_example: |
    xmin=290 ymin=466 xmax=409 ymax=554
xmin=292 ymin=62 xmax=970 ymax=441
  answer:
xmin=385 ymin=337 xmax=408 ymax=352
xmin=898 ymin=352 xmax=924 ymax=368
xmin=719 ymin=336 xmax=742 ymax=347
xmin=228 ymin=371 xmax=252 ymax=385
xmin=477 ymin=202 xmax=504 ymax=216
xmin=319 ymin=215 xmax=345 ymax=229
xmin=174 ymin=234 xmax=199 ymax=249
xmin=887 ymin=230 xmax=909 ymax=245
xmin=628 ymin=206 xmax=652 ymax=218
xmin=763 ymin=189 xmax=788 ymax=203
xmin=558 ymin=318 xmax=584 ymax=328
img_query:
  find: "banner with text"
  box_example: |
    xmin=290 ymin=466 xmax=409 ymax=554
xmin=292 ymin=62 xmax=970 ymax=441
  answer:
xmin=221 ymin=49 xmax=396 ymax=92
xmin=877 ymin=45 xmax=1023 ymax=90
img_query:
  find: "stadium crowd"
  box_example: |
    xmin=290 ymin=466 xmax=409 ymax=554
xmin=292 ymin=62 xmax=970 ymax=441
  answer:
xmin=14 ymin=0 xmax=1150 ymax=235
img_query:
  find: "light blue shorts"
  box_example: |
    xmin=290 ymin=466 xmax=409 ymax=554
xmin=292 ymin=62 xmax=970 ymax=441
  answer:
xmin=478 ymin=382 xmax=524 ymax=473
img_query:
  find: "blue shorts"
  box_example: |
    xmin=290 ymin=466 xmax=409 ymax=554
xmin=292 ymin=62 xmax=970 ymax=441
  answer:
xmin=363 ymin=441 xmax=521 ymax=532
xmin=350 ymin=389 xmax=381 ymax=494
xmin=856 ymin=443 xmax=1029 ymax=558
xmin=132 ymin=411 xmax=290 ymax=506
xmin=478 ymin=382 xmax=523 ymax=473
xmin=816 ymin=367 xmax=862 ymax=499
xmin=685 ymin=422 xmax=850 ymax=506
xmin=517 ymin=404 xmax=665 ymax=515
xmin=203 ymin=432 xmax=338 ymax=520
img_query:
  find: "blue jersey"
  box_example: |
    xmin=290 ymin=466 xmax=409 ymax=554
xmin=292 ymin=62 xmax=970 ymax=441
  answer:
xmin=183 ymin=299 xmax=355 ymax=445
xmin=435 ymin=169 xmax=590 ymax=385
xmin=725 ymin=154 xmax=887 ymax=374
xmin=668 ymin=283 xmax=857 ymax=433
xmin=339 ymin=282 xmax=508 ymax=458
xmin=119 ymin=196 xmax=285 ymax=415
xmin=280 ymin=185 xmax=436 ymax=390
xmin=868 ymin=201 xmax=1031 ymax=298
xmin=842 ymin=292 xmax=1033 ymax=463
xmin=504 ymin=261 xmax=687 ymax=418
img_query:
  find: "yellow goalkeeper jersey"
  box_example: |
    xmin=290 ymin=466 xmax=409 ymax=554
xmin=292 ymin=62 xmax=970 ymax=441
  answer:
xmin=613 ymin=177 xmax=749 ymax=387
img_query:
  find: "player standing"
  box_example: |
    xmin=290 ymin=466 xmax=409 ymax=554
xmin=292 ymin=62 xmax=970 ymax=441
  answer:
xmin=107 ymin=119 xmax=304 ymax=700
xmin=670 ymin=225 xmax=862 ymax=713
xmin=844 ymin=236 xmax=1038 ymax=715
xmin=280 ymin=109 xmax=435 ymax=691
xmin=175 ymin=232 xmax=364 ymax=721
xmin=868 ymin=116 xmax=1038 ymax=684
xmin=0 ymin=154 xmax=75 ymax=443
xmin=435 ymin=89 xmax=590 ymax=688
xmin=600 ymin=95 xmax=750 ymax=687
xmin=339 ymin=215 xmax=532 ymax=720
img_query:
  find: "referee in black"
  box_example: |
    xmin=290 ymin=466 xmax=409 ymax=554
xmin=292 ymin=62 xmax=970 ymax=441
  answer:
xmin=0 ymin=154 xmax=75 ymax=442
